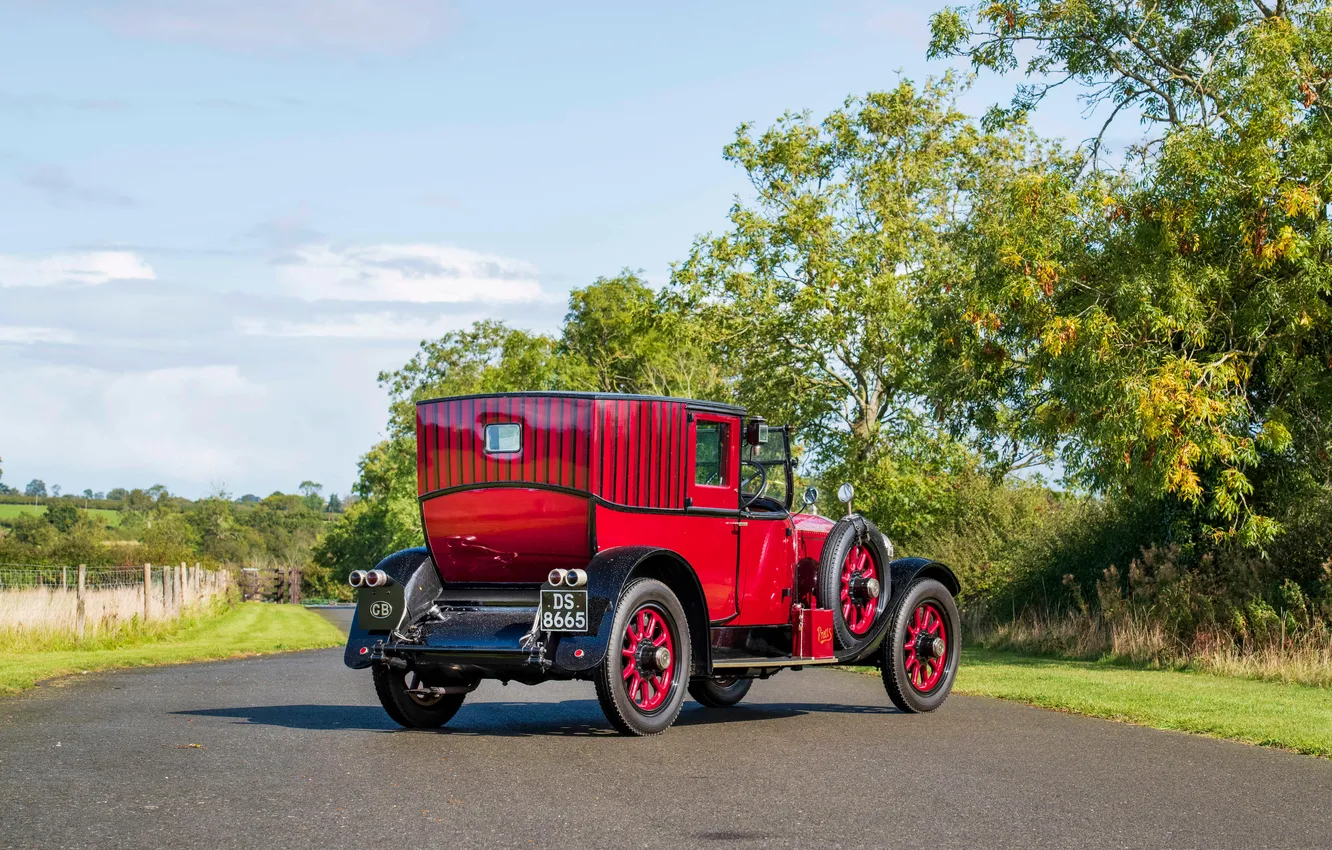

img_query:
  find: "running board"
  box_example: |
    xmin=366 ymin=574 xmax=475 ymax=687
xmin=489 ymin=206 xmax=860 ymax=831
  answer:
xmin=711 ymin=656 xmax=841 ymax=669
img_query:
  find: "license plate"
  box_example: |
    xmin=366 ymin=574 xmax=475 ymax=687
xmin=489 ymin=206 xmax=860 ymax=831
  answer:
xmin=539 ymin=589 xmax=588 ymax=633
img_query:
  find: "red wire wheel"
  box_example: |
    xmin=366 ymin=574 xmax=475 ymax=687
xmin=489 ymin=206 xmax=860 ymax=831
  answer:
xmin=619 ymin=604 xmax=676 ymax=713
xmin=839 ymin=544 xmax=879 ymax=636
xmin=903 ymin=601 xmax=948 ymax=693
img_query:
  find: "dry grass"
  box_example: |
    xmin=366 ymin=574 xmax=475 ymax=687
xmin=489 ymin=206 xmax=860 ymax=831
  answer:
xmin=0 ymin=568 xmax=233 ymax=652
xmin=966 ymin=608 xmax=1332 ymax=688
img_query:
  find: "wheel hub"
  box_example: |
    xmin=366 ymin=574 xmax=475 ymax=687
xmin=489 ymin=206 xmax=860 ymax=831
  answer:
xmin=637 ymin=643 xmax=671 ymax=672
xmin=847 ymin=573 xmax=881 ymax=602
xmin=915 ymin=634 xmax=945 ymax=659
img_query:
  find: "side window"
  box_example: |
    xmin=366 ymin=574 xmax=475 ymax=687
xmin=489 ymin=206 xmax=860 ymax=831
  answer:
xmin=695 ymin=422 xmax=729 ymax=486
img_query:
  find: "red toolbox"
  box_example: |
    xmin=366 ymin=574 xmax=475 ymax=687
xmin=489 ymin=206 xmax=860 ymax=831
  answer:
xmin=792 ymin=607 xmax=834 ymax=659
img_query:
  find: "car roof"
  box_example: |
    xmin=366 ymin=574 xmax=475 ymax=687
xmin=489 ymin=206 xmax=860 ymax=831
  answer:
xmin=414 ymin=391 xmax=745 ymax=416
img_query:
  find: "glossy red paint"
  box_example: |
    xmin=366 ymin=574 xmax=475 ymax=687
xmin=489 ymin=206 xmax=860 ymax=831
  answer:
xmin=594 ymin=503 xmax=737 ymax=620
xmin=422 ymin=488 xmax=591 ymax=583
xmin=417 ymin=396 xmax=594 ymax=495
xmin=733 ymin=516 xmax=796 ymax=626
xmin=591 ymin=398 xmax=690 ymax=509
xmin=792 ymin=606 xmax=834 ymax=658
xmin=839 ymin=544 xmax=879 ymax=636
xmin=685 ymin=411 xmax=741 ymax=510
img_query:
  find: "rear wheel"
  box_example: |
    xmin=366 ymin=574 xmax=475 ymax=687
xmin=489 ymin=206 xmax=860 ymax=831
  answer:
xmin=372 ymin=665 xmax=468 ymax=729
xmin=881 ymin=578 xmax=960 ymax=713
xmin=689 ymin=676 xmax=752 ymax=707
xmin=595 ymin=578 xmax=691 ymax=736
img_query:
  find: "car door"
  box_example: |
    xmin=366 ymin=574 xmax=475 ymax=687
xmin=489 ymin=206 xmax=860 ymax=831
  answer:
xmin=733 ymin=427 xmax=797 ymax=626
xmin=685 ymin=411 xmax=742 ymax=621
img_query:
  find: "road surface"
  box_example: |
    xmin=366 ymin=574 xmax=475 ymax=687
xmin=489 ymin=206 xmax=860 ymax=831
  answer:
xmin=2 ymin=628 xmax=1330 ymax=848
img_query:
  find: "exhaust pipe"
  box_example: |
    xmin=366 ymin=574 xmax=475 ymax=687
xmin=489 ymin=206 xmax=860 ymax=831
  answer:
xmin=548 ymin=568 xmax=568 ymax=586
xmin=564 ymin=569 xmax=587 ymax=588
xmin=363 ymin=569 xmax=390 ymax=588
xmin=348 ymin=570 xmax=367 ymax=588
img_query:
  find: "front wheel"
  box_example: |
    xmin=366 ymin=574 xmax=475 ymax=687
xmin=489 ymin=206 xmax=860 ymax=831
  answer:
xmin=689 ymin=676 xmax=752 ymax=707
xmin=881 ymin=578 xmax=960 ymax=713
xmin=595 ymin=578 xmax=691 ymax=736
xmin=372 ymin=665 xmax=468 ymax=729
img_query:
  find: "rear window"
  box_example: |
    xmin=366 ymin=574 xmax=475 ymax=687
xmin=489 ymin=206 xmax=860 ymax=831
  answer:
xmin=484 ymin=422 xmax=522 ymax=454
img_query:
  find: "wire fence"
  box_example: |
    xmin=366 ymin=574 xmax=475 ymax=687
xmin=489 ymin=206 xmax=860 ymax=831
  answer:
xmin=0 ymin=562 xmax=235 ymax=640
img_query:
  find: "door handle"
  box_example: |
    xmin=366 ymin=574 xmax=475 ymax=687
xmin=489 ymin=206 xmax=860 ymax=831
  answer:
xmin=725 ymin=521 xmax=748 ymax=526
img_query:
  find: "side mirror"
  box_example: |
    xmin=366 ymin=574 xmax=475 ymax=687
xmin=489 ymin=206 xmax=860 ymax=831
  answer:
xmin=837 ymin=482 xmax=854 ymax=516
xmin=800 ymin=486 xmax=818 ymax=511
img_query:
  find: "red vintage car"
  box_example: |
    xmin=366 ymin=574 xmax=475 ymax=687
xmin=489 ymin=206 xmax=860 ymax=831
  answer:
xmin=345 ymin=392 xmax=960 ymax=735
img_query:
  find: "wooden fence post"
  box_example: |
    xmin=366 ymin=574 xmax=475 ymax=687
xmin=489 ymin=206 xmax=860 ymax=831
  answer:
xmin=143 ymin=563 xmax=151 ymax=621
xmin=62 ymin=565 xmax=68 ymax=591
xmin=76 ymin=564 xmax=86 ymax=640
xmin=178 ymin=562 xmax=186 ymax=613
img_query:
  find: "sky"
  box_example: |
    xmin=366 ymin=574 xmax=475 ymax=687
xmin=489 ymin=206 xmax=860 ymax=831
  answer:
xmin=0 ymin=0 xmax=1115 ymax=500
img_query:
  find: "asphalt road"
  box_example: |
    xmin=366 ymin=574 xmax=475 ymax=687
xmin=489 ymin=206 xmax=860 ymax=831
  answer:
xmin=3 ymin=628 xmax=1331 ymax=849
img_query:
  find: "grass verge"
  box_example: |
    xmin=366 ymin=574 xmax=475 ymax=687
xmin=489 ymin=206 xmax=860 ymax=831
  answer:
xmin=846 ymin=648 xmax=1332 ymax=758
xmin=1 ymin=602 xmax=344 ymax=695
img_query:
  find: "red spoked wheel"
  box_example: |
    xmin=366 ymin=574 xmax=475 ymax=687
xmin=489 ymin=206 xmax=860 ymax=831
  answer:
xmin=903 ymin=601 xmax=948 ymax=693
xmin=882 ymin=577 xmax=960 ymax=713
xmin=620 ymin=605 xmax=676 ymax=713
xmin=839 ymin=544 xmax=880 ymax=637
xmin=595 ymin=578 xmax=692 ymax=736
xmin=817 ymin=517 xmax=891 ymax=650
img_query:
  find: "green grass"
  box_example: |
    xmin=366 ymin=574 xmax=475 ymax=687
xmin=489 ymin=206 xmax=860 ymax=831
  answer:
xmin=852 ymin=648 xmax=1332 ymax=758
xmin=0 ymin=503 xmax=123 ymax=527
xmin=1 ymin=603 xmax=345 ymax=695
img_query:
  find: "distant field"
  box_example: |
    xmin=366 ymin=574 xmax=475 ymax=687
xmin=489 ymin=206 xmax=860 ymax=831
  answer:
xmin=0 ymin=504 xmax=123 ymax=527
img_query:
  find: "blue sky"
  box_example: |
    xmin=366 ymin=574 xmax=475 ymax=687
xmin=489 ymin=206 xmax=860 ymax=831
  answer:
xmin=0 ymin=1 xmax=1113 ymax=499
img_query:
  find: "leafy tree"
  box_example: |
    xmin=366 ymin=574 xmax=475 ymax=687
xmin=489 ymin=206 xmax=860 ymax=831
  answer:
xmin=107 ymin=488 xmax=128 ymax=501
xmin=299 ymin=481 xmax=322 ymax=498
xmin=927 ymin=0 xmax=1332 ymax=545
xmin=327 ymin=493 xmax=343 ymax=513
xmin=147 ymin=484 xmax=169 ymax=503
xmin=50 ymin=484 xmax=61 ymax=498
xmin=238 ymin=493 xmax=260 ymax=503
xmin=561 ymin=271 xmax=732 ymax=400
xmin=82 ymin=489 xmax=93 ymax=500
xmin=123 ymin=488 xmax=154 ymax=514
xmin=44 ymin=500 xmax=80 ymax=533
xmin=25 ymin=479 xmax=46 ymax=499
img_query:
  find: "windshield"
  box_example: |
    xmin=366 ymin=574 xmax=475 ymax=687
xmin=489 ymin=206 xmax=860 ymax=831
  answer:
xmin=740 ymin=425 xmax=791 ymax=510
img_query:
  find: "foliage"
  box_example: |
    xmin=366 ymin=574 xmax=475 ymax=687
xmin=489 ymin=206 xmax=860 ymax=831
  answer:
xmin=24 ymin=480 xmax=46 ymax=498
xmin=927 ymin=0 xmax=1332 ymax=547
xmin=43 ymin=500 xmax=79 ymax=533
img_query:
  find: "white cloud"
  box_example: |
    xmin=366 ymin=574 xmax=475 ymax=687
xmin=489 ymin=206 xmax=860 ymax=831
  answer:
xmin=82 ymin=0 xmax=452 ymax=54
xmin=236 ymin=311 xmax=472 ymax=339
xmin=0 ymin=326 xmax=76 ymax=344
xmin=0 ymin=251 xmax=155 ymax=288
xmin=275 ymin=243 xmax=546 ymax=304
xmin=0 ymin=364 xmax=275 ymax=485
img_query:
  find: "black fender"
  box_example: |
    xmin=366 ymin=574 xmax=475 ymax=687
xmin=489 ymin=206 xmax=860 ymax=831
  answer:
xmin=834 ymin=557 xmax=961 ymax=666
xmin=552 ymin=546 xmax=711 ymax=676
xmin=344 ymin=547 xmax=434 ymax=669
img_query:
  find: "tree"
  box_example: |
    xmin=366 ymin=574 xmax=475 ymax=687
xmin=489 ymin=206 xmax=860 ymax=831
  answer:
xmin=238 ymin=494 xmax=260 ymax=504
xmin=299 ymin=481 xmax=323 ymax=498
xmin=45 ymin=500 xmax=79 ymax=533
xmin=560 ymin=271 xmax=733 ymax=400
xmin=123 ymin=488 xmax=154 ymax=513
xmin=147 ymin=484 xmax=168 ymax=502
xmin=82 ymin=489 xmax=93 ymax=500
xmin=51 ymin=484 xmax=61 ymax=498
xmin=327 ymin=493 xmax=343 ymax=513
xmin=107 ymin=488 xmax=128 ymax=501
xmin=25 ymin=479 xmax=46 ymax=499
xmin=927 ymin=0 xmax=1332 ymax=545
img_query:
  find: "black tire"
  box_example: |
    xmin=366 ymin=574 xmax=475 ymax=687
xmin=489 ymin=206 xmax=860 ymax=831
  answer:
xmin=595 ymin=578 xmax=691 ymax=736
xmin=816 ymin=516 xmax=892 ymax=650
xmin=689 ymin=677 xmax=752 ymax=707
xmin=881 ymin=578 xmax=960 ymax=713
xmin=372 ymin=665 xmax=468 ymax=729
